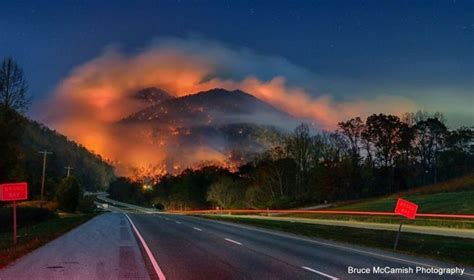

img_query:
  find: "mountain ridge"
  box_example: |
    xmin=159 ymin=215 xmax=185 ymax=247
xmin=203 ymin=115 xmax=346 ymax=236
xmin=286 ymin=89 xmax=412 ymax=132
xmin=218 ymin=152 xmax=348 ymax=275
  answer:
xmin=110 ymin=87 xmax=301 ymax=173
xmin=122 ymin=88 xmax=295 ymax=127
xmin=132 ymin=87 xmax=173 ymax=105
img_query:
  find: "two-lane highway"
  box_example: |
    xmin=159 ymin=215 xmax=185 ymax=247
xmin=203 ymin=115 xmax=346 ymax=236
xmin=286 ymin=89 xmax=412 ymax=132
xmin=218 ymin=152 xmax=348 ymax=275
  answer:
xmin=127 ymin=213 xmax=474 ymax=280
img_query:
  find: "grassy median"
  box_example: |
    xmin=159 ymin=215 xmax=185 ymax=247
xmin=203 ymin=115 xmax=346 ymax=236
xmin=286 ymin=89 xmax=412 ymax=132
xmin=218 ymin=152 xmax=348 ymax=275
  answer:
xmin=278 ymin=214 xmax=474 ymax=229
xmin=279 ymin=189 xmax=474 ymax=229
xmin=205 ymin=215 xmax=474 ymax=266
xmin=334 ymin=190 xmax=474 ymax=214
xmin=0 ymin=214 xmax=96 ymax=268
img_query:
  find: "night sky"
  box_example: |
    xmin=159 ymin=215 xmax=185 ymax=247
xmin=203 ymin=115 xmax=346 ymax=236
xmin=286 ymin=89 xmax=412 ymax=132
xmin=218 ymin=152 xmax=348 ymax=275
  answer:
xmin=1 ymin=0 xmax=473 ymax=126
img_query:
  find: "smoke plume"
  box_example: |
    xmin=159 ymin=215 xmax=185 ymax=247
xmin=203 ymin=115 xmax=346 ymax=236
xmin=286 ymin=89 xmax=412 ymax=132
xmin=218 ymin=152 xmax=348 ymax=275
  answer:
xmin=40 ymin=38 xmax=416 ymax=176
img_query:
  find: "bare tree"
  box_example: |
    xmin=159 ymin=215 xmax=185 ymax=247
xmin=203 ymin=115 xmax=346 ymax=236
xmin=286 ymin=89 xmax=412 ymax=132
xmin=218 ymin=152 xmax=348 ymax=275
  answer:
xmin=413 ymin=117 xmax=447 ymax=184
xmin=207 ymin=177 xmax=243 ymax=209
xmin=285 ymin=123 xmax=315 ymax=196
xmin=337 ymin=117 xmax=364 ymax=165
xmin=258 ymin=146 xmax=294 ymax=197
xmin=318 ymin=132 xmax=348 ymax=167
xmin=363 ymin=114 xmax=407 ymax=193
xmin=337 ymin=118 xmax=366 ymax=197
xmin=0 ymin=57 xmax=29 ymax=112
xmin=364 ymin=114 xmax=406 ymax=168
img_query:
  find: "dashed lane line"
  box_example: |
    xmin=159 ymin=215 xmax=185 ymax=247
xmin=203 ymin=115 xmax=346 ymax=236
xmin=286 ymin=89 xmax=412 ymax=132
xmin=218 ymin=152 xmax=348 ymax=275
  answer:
xmin=224 ymin=238 xmax=242 ymax=246
xmin=302 ymin=266 xmax=339 ymax=280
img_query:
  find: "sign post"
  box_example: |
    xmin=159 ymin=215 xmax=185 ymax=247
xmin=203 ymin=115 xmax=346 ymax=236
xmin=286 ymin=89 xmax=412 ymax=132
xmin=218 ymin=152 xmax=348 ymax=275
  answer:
xmin=393 ymin=198 xmax=418 ymax=250
xmin=393 ymin=217 xmax=404 ymax=250
xmin=0 ymin=182 xmax=28 ymax=245
xmin=13 ymin=200 xmax=17 ymax=244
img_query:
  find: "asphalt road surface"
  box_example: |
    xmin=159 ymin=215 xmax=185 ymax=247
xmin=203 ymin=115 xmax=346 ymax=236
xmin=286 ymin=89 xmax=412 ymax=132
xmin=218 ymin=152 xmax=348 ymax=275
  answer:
xmin=127 ymin=212 xmax=474 ymax=280
xmin=0 ymin=213 xmax=149 ymax=280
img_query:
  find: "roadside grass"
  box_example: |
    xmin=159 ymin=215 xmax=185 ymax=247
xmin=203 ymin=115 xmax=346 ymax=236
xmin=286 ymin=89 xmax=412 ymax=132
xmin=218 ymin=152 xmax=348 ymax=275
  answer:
xmin=280 ymin=190 xmax=474 ymax=229
xmin=0 ymin=207 xmax=57 ymax=233
xmin=401 ymin=173 xmax=474 ymax=195
xmin=333 ymin=190 xmax=474 ymax=214
xmin=274 ymin=214 xmax=474 ymax=229
xmin=329 ymin=173 xmax=474 ymax=213
xmin=280 ymin=175 xmax=474 ymax=229
xmin=17 ymin=200 xmax=59 ymax=212
xmin=0 ymin=214 xmax=96 ymax=268
xmin=205 ymin=215 xmax=474 ymax=266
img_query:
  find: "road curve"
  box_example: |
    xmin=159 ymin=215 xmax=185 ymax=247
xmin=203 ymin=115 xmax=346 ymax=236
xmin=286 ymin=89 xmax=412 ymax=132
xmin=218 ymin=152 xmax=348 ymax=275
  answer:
xmin=128 ymin=213 xmax=474 ymax=280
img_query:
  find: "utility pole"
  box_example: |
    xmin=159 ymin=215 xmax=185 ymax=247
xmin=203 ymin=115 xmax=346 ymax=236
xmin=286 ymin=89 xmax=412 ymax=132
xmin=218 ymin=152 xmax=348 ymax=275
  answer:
xmin=64 ymin=166 xmax=74 ymax=177
xmin=38 ymin=150 xmax=52 ymax=205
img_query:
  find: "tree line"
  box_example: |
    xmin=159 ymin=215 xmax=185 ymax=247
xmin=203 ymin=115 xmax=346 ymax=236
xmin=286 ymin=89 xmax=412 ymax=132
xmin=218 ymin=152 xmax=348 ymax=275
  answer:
xmin=109 ymin=111 xmax=473 ymax=210
xmin=0 ymin=57 xmax=115 ymax=212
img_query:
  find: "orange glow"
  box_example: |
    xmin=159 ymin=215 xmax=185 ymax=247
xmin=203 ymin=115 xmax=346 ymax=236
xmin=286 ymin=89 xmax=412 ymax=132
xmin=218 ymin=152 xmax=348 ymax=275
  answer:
xmin=42 ymin=42 xmax=416 ymax=176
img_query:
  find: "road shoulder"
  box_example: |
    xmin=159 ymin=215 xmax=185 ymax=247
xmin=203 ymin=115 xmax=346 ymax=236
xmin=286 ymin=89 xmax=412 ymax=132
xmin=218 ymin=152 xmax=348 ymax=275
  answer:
xmin=0 ymin=213 xmax=150 ymax=280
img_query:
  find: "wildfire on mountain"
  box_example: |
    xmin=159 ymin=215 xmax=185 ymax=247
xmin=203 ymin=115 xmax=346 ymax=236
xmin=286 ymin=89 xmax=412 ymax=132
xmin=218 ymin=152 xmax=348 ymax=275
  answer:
xmin=41 ymin=40 xmax=415 ymax=177
xmin=169 ymin=126 xmax=180 ymax=136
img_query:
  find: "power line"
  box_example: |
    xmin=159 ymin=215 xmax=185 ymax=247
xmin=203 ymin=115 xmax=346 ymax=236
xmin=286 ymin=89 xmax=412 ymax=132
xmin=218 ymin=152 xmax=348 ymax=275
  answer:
xmin=64 ymin=166 xmax=74 ymax=177
xmin=38 ymin=150 xmax=52 ymax=205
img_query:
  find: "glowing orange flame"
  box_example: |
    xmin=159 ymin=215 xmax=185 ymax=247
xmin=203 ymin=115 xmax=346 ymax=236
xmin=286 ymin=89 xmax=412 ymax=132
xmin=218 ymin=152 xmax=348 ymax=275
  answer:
xmin=41 ymin=40 xmax=416 ymax=176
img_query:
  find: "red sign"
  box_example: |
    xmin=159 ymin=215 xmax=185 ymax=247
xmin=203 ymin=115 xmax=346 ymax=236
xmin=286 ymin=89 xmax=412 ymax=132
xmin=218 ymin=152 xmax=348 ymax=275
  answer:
xmin=394 ymin=198 xmax=418 ymax=219
xmin=0 ymin=183 xmax=28 ymax=201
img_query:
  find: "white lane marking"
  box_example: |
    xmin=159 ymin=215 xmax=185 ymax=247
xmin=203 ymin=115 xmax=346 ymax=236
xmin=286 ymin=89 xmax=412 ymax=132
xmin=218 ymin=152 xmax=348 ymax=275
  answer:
xmin=175 ymin=221 xmax=182 ymax=224
xmin=224 ymin=238 xmax=242 ymax=246
xmin=302 ymin=266 xmax=339 ymax=280
xmin=164 ymin=217 xmax=170 ymax=220
xmin=193 ymin=227 xmax=203 ymax=231
xmin=125 ymin=214 xmax=166 ymax=280
xmin=197 ymin=217 xmax=474 ymax=278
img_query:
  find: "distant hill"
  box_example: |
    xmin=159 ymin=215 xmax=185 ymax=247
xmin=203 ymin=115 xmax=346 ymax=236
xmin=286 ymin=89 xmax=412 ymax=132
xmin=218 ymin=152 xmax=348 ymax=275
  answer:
xmin=123 ymin=88 xmax=295 ymax=126
xmin=116 ymin=88 xmax=299 ymax=171
xmin=21 ymin=116 xmax=115 ymax=194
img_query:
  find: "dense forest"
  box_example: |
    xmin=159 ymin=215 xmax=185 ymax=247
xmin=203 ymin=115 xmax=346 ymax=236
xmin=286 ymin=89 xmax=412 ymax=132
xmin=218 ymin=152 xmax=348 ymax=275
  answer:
xmin=109 ymin=111 xmax=474 ymax=210
xmin=21 ymin=118 xmax=115 ymax=194
xmin=0 ymin=57 xmax=115 ymax=205
xmin=1 ymin=108 xmax=115 ymax=197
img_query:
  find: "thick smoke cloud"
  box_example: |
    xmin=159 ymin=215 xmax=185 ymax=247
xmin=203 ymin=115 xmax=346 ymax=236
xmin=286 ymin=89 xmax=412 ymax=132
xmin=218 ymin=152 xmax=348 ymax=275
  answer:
xmin=40 ymin=38 xmax=416 ymax=175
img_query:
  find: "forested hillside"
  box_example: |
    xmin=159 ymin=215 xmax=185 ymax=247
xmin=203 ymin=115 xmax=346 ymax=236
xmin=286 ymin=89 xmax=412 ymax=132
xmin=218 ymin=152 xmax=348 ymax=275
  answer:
xmin=22 ymin=117 xmax=115 ymax=194
xmin=0 ymin=57 xmax=115 ymax=203
xmin=0 ymin=108 xmax=115 ymax=197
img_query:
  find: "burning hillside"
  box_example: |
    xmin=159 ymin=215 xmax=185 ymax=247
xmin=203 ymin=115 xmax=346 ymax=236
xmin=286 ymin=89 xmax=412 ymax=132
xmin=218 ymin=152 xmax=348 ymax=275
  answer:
xmin=39 ymin=38 xmax=416 ymax=177
xmin=114 ymin=88 xmax=291 ymax=176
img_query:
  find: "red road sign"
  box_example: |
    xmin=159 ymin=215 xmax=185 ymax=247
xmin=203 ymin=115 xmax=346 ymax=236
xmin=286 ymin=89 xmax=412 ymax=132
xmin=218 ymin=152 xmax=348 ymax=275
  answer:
xmin=394 ymin=198 xmax=418 ymax=219
xmin=0 ymin=182 xmax=28 ymax=201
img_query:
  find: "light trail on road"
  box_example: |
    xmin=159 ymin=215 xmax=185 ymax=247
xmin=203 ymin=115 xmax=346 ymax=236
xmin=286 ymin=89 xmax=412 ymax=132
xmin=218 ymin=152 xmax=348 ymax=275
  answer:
xmin=166 ymin=209 xmax=474 ymax=219
xmin=125 ymin=212 xmax=474 ymax=280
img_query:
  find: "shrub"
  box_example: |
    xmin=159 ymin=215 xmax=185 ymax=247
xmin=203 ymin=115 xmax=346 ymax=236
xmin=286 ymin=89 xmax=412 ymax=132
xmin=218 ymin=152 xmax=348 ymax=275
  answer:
xmin=0 ymin=206 xmax=57 ymax=232
xmin=77 ymin=195 xmax=97 ymax=213
xmin=207 ymin=177 xmax=245 ymax=209
xmin=56 ymin=177 xmax=82 ymax=212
